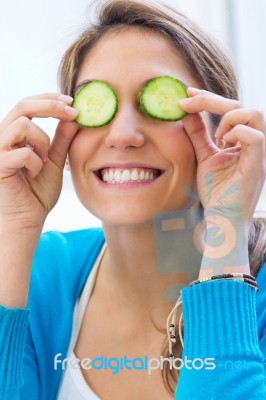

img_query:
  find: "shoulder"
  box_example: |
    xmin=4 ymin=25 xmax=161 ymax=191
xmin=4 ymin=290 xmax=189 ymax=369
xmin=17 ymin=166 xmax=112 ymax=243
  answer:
xmin=29 ymin=227 xmax=105 ymax=306
xmin=35 ymin=226 xmax=104 ymax=252
xmin=33 ymin=227 xmax=105 ymax=266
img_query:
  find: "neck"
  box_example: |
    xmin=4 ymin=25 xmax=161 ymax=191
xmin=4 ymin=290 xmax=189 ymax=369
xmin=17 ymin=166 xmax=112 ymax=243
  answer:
xmin=94 ymin=222 xmax=185 ymax=333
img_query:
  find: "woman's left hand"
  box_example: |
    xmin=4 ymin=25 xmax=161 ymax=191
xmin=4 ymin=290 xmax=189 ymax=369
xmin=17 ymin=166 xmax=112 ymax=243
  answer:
xmin=179 ymin=88 xmax=266 ymax=227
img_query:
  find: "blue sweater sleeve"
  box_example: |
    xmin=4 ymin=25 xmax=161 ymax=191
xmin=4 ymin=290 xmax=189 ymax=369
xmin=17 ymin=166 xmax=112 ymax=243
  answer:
xmin=174 ymin=279 xmax=266 ymax=399
xmin=0 ymin=307 xmax=30 ymax=399
xmin=0 ymin=307 xmax=40 ymax=400
xmin=0 ymin=228 xmax=105 ymax=400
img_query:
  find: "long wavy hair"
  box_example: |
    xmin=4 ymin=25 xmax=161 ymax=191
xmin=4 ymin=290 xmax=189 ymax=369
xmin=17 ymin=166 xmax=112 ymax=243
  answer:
xmin=58 ymin=0 xmax=266 ymax=394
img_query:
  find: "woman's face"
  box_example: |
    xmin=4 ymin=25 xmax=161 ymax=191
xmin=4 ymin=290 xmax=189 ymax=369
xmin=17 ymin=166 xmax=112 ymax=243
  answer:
xmin=68 ymin=27 xmax=205 ymax=226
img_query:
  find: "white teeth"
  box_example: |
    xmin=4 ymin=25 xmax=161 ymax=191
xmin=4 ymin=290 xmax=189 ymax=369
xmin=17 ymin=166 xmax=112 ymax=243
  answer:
xmin=114 ymin=170 xmax=122 ymax=182
xmin=100 ymin=168 xmax=160 ymax=184
xmin=109 ymin=170 xmax=114 ymax=181
xmin=121 ymin=170 xmax=131 ymax=182
xmin=131 ymin=169 xmax=139 ymax=181
xmin=139 ymin=170 xmax=145 ymax=181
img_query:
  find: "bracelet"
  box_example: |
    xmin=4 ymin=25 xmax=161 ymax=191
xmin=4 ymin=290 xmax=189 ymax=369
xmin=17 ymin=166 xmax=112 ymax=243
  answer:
xmin=189 ymin=273 xmax=258 ymax=292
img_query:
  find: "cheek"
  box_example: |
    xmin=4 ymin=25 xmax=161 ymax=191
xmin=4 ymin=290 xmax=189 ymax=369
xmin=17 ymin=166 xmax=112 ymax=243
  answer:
xmin=68 ymin=129 xmax=99 ymax=170
xmin=160 ymin=124 xmax=198 ymax=206
xmin=160 ymin=124 xmax=196 ymax=168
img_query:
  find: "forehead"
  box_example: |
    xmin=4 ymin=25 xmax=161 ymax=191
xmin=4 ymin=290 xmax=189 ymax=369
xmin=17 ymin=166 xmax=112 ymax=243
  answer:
xmin=77 ymin=27 xmax=199 ymax=89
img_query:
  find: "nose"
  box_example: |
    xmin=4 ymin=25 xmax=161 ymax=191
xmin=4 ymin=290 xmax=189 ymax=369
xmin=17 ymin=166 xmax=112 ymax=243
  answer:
xmin=104 ymin=106 xmax=145 ymax=149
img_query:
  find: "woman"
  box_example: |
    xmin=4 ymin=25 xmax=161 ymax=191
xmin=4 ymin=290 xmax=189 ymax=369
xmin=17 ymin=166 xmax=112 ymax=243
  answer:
xmin=0 ymin=0 xmax=266 ymax=399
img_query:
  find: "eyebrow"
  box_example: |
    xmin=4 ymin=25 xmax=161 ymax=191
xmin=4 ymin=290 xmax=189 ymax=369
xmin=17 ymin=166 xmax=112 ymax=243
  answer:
xmin=72 ymin=79 xmax=102 ymax=96
xmin=73 ymin=78 xmax=152 ymax=96
xmin=72 ymin=77 xmax=188 ymax=96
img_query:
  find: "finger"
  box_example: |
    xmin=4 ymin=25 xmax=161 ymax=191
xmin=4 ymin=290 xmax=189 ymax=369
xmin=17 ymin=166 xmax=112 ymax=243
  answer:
xmin=215 ymin=108 xmax=266 ymax=138
xmin=225 ymin=125 xmax=266 ymax=220
xmin=215 ymin=138 xmax=227 ymax=150
xmin=1 ymin=98 xmax=78 ymax=131
xmin=48 ymin=121 xmax=79 ymax=169
xmin=223 ymin=125 xmax=265 ymax=172
xmin=179 ymin=87 xmax=241 ymax=116
xmin=0 ymin=117 xmax=50 ymax=161
xmin=0 ymin=147 xmax=43 ymax=180
xmin=23 ymin=93 xmax=73 ymax=103
xmin=182 ymin=112 xmax=218 ymax=163
xmin=0 ymin=93 xmax=73 ymax=128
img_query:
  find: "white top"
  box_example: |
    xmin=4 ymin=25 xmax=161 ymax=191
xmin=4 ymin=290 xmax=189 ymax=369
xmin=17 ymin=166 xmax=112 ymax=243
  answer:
xmin=57 ymin=242 xmax=107 ymax=400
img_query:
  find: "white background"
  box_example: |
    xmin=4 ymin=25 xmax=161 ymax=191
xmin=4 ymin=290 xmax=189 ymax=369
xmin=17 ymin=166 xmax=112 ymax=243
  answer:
xmin=0 ymin=0 xmax=265 ymax=232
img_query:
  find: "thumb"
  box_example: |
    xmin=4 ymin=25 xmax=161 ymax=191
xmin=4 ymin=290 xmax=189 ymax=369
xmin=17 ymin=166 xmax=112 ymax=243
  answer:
xmin=48 ymin=121 xmax=79 ymax=169
xmin=181 ymin=112 xmax=217 ymax=163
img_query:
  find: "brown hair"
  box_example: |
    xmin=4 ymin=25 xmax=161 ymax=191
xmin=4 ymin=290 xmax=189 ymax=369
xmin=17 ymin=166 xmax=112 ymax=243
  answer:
xmin=58 ymin=0 xmax=266 ymax=394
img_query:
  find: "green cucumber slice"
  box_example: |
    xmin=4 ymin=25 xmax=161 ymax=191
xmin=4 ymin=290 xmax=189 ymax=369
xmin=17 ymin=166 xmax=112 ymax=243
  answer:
xmin=139 ymin=76 xmax=188 ymax=121
xmin=72 ymin=80 xmax=118 ymax=127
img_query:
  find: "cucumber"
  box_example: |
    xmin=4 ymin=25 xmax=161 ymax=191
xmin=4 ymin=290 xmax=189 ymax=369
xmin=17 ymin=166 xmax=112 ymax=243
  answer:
xmin=138 ymin=76 xmax=188 ymax=121
xmin=72 ymin=80 xmax=118 ymax=127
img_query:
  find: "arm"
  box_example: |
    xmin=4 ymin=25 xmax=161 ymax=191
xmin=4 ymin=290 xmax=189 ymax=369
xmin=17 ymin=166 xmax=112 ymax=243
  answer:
xmin=175 ymin=277 xmax=266 ymax=399
xmin=0 ymin=94 xmax=79 ymax=398
xmin=174 ymin=88 xmax=266 ymax=398
xmin=0 ymin=230 xmax=41 ymax=399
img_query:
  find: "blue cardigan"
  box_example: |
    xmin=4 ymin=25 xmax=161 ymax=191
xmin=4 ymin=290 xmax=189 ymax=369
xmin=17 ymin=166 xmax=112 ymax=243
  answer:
xmin=0 ymin=227 xmax=266 ymax=399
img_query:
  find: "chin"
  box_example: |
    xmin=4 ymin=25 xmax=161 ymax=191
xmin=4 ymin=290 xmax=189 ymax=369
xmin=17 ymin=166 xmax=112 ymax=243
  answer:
xmin=85 ymin=200 xmax=187 ymax=228
xmin=75 ymin=185 xmax=198 ymax=227
xmin=90 ymin=207 xmax=158 ymax=227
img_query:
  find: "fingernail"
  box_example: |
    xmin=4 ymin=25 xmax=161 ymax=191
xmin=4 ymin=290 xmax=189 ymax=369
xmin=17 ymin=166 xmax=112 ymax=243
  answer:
xmin=179 ymin=98 xmax=193 ymax=106
xmin=187 ymin=87 xmax=203 ymax=95
xmin=58 ymin=94 xmax=74 ymax=103
xmin=42 ymin=154 xmax=48 ymax=162
xmin=65 ymin=105 xmax=79 ymax=117
xmin=188 ymin=87 xmax=202 ymax=92
xmin=216 ymin=138 xmax=226 ymax=149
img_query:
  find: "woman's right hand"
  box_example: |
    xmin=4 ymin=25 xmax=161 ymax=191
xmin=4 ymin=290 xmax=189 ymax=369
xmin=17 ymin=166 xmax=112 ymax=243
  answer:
xmin=0 ymin=93 xmax=79 ymax=232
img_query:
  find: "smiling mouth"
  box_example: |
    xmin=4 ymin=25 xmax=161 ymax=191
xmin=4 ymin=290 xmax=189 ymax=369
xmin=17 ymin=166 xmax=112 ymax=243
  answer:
xmin=94 ymin=167 xmax=163 ymax=184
